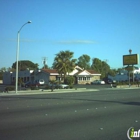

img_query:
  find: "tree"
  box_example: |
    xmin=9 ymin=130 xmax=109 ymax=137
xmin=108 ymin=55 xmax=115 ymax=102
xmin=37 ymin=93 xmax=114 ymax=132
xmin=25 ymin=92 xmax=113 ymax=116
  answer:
xmin=77 ymin=54 xmax=91 ymax=70
xmin=0 ymin=67 xmax=16 ymax=80
xmin=91 ymin=58 xmax=102 ymax=73
xmin=101 ymin=61 xmax=110 ymax=78
xmin=0 ymin=67 xmax=7 ymax=80
xmin=12 ymin=60 xmax=39 ymax=71
xmin=91 ymin=58 xmax=111 ymax=79
xmin=0 ymin=67 xmax=7 ymax=72
xmin=7 ymin=67 xmax=16 ymax=72
xmin=53 ymin=50 xmax=77 ymax=81
xmin=108 ymin=69 xmax=117 ymax=77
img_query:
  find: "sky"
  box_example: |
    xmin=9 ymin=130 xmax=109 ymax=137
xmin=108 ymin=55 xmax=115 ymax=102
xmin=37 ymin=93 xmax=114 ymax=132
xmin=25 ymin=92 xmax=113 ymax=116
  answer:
xmin=0 ymin=0 xmax=140 ymax=69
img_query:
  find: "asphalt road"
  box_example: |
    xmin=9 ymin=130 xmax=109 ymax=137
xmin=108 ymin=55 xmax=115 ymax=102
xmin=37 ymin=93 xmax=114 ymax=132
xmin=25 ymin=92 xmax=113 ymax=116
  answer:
xmin=0 ymin=88 xmax=140 ymax=140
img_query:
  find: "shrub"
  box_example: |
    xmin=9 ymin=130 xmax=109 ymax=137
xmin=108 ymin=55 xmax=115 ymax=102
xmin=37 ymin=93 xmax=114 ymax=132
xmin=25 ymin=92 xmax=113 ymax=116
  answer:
xmin=69 ymin=85 xmax=73 ymax=89
xmin=45 ymin=84 xmax=51 ymax=89
xmin=30 ymin=86 xmax=39 ymax=90
xmin=6 ymin=86 xmax=15 ymax=91
xmin=64 ymin=76 xmax=75 ymax=86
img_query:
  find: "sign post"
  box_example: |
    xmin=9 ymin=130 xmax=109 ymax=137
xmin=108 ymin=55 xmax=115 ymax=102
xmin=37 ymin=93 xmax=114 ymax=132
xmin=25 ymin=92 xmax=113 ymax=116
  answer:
xmin=123 ymin=50 xmax=139 ymax=87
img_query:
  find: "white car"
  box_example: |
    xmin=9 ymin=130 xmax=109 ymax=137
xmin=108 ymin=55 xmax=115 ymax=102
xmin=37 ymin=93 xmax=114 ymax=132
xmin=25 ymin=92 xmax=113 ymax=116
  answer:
xmin=38 ymin=79 xmax=45 ymax=85
xmin=100 ymin=80 xmax=105 ymax=84
xmin=91 ymin=80 xmax=105 ymax=85
xmin=59 ymin=84 xmax=69 ymax=89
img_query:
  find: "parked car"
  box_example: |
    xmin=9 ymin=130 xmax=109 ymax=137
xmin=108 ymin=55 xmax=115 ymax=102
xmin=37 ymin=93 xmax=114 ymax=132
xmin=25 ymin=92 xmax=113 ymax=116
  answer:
xmin=107 ymin=79 xmax=116 ymax=84
xmin=23 ymin=81 xmax=33 ymax=87
xmin=38 ymin=79 xmax=45 ymax=85
xmin=91 ymin=80 xmax=105 ymax=85
xmin=34 ymin=79 xmax=45 ymax=85
xmin=107 ymin=79 xmax=112 ymax=84
xmin=59 ymin=84 xmax=69 ymax=89
xmin=23 ymin=79 xmax=45 ymax=87
xmin=48 ymin=83 xmax=60 ymax=89
xmin=46 ymin=83 xmax=69 ymax=89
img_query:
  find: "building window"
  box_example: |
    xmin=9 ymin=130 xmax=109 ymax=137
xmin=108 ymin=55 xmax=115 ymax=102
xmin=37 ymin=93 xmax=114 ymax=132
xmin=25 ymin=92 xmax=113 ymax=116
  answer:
xmin=78 ymin=77 xmax=82 ymax=81
xmin=87 ymin=77 xmax=90 ymax=81
xmin=78 ymin=77 xmax=92 ymax=81
xmin=83 ymin=77 xmax=86 ymax=80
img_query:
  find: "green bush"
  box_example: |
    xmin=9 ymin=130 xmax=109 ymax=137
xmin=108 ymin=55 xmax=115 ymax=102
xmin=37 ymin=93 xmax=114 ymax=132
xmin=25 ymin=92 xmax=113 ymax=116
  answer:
xmin=117 ymin=82 xmax=121 ymax=85
xmin=130 ymin=82 xmax=133 ymax=85
xmin=125 ymin=82 xmax=129 ymax=85
xmin=44 ymin=84 xmax=51 ymax=89
xmin=6 ymin=86 xmax=15 ymax=91
xmin=69 ymin=85 xmax=73 ymax=89
xmin=30 ymin=86 xmax=39 ymax=90
xmin=64 ymin=76 xmax=75 ymax=86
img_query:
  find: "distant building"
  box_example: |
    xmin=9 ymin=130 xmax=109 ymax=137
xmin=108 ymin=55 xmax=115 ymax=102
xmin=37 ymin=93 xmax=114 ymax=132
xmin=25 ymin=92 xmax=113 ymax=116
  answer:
xmin=3 ymin=66 xmax=101 ymax=85
xmin=108 ymin=67 xmax=140 ymax=82
xmin=3 ymin=70 xmax=50 ymax=85
xmin=133 ymin=67 xmax=140 ymax=74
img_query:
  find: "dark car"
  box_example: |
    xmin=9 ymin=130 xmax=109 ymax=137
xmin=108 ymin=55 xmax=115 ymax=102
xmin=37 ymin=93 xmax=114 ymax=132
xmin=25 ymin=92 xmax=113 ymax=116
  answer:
xmin=23 ymin=81 xmax=39 ymax=88
xmin=107 ymin=79 xmax=116 ymax=84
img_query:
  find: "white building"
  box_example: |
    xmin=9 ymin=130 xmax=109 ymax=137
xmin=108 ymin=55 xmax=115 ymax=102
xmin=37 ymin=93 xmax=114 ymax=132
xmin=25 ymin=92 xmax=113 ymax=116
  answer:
xmin=133 ymin=67 xmax=140 ymax=74
xmin=3 ymin=66 xmax=101 ymax=85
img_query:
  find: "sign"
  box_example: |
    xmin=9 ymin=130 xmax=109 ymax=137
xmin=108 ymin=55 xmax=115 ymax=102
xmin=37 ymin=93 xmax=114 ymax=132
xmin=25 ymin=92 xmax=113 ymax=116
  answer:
xmin=123 ymin=54 xmax=139 ymax=65
xmin=125 ymin=66 xmax=134 ymax=71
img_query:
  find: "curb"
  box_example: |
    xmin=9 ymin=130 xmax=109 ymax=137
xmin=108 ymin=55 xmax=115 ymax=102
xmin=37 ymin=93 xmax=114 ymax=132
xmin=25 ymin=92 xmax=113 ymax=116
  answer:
xmin=0 ymin=87 xmax=139 ymax=97
xmin=0 ymin=88 xmax=96 ymax=96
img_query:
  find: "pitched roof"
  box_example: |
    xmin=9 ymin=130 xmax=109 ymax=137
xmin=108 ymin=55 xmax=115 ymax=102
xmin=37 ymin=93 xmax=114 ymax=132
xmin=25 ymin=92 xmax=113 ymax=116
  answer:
xmin=42 ymin=69 xmax=60 ymax=75
xmin=74 ymin=70 xmax=89 ymax=75
xmin=87 ymin=70 xmax=100 ymax=74
xmin=41 ymin=69 xmax=101 ymax=76
xmin=42 ymin=69 xmax=58 ymax=73
xmin=74 ymin=70 xmax=101 ymax=76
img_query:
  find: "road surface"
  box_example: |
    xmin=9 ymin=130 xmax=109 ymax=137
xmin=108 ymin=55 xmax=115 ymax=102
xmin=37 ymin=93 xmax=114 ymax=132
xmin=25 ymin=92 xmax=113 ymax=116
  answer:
xmin=0 ymin=88 xmax=140 ymax=140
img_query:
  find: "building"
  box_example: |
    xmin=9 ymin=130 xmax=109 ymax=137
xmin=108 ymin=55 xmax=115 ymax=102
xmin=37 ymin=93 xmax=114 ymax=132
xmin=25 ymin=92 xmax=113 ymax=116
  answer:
xmin=3 ymin=66 xmax=101 ymax=85
xmin=108 ymin=67 xmax=140 ymax=82
xmin=42 ymin=66 xmax=101 ymax=84
xmin=3 ymin=69 xmax=50 ymax=85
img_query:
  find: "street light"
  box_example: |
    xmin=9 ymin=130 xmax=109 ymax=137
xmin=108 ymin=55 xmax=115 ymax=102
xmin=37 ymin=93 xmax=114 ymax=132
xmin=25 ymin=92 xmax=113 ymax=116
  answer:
xmin=15 ymin=21 xmax=31 ymax=93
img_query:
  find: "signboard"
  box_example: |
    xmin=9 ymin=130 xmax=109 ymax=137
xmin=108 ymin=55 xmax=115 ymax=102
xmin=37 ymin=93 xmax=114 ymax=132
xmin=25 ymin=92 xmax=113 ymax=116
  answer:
xmin=123 ymin=54 xmax=139 ymax=65
xmin=125 ymin=66 xmax=134 ymax=71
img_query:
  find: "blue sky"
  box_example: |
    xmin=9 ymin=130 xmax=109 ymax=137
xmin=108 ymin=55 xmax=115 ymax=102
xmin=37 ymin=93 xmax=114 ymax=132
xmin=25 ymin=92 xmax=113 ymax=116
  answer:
xmin=0 ymin=0 xmax=140 ymax=69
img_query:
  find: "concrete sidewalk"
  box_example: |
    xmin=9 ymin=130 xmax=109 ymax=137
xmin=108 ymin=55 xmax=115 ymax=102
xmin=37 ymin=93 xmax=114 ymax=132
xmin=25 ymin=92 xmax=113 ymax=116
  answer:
xmin=0 ymin=86 xmax=139 ymax=96
xmin=0 ymin=88 xmax=100 ymax=96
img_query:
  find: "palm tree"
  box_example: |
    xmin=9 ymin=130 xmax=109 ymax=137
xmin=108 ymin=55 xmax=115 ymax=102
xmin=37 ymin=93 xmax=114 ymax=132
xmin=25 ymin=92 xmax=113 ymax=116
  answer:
xmin=53 ymin=51 xmax=77 ymax=81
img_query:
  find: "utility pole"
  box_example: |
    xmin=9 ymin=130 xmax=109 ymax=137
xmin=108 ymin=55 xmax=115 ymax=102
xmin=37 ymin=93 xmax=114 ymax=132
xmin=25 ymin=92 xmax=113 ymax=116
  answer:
xmin=42 ymin=57 xmax=47 ymax=69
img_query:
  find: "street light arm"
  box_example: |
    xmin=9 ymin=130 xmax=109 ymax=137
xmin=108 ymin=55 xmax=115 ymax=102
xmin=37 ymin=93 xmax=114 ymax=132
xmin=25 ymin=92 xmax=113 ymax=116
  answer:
xmin=18 ymin=21 xmax=31 ymax=33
